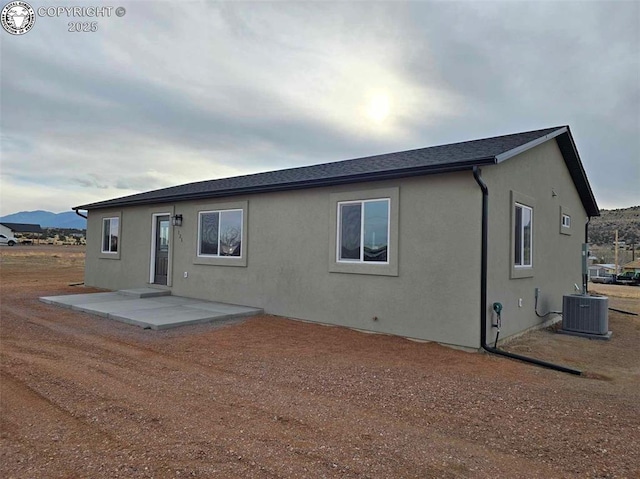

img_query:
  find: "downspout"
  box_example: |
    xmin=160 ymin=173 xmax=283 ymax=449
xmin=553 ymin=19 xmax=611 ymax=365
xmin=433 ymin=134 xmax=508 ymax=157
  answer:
xmin=472 ymin=166 xmax=581 ymax=376
xmin=585 ymin=216 xmax=591 ymax=294
xmin=73 ymin=208 xmax=88 ymax=219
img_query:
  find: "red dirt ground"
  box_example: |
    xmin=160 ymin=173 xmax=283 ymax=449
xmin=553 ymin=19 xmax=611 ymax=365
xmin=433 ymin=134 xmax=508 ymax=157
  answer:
xmin=1 ymin=246 xmax=639 ymax=478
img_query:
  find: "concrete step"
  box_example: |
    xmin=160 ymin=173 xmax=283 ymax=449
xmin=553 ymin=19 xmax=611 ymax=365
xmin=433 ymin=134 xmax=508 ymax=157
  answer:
xmin=118 ymin=288 xmax=171 ymax=298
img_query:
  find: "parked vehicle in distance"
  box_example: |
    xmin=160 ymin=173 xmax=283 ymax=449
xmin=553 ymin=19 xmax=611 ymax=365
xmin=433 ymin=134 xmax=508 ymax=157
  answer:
xmin=615 ymin=271 xmax=640 ymax=286
xmin=0 ymin=234 xmax=18 ymax=246
xmin=591 ymin=274 xmax=615 ymax=284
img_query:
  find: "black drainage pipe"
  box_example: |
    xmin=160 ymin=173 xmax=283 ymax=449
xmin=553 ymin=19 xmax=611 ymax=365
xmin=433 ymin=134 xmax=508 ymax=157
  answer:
xmin=609 ymin=307 xmax=638 ymax=316
xmin=472 ymin=166 xmax=581 ymax=376
xmin=73 ymin=208 xmax=88 ymax=219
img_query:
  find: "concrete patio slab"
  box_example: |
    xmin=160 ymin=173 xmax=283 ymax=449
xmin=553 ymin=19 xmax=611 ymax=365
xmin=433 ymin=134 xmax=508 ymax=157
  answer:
xmin=40 ymin=292 xmax=123 ymax=308
xmin=110 ymin=306 xmax=230 ymax=330
xmin=152 ymin=296 xmax=208 ymax=306
xmin=72 ymin=298 xmax=170 ymax=317
xmin=40 ymin=290 xmax=263 ymax=330
xmin=118 ymin=288 xmax=171 ymax=298
xmin=183 ymin=302 xmax=260 ymax=314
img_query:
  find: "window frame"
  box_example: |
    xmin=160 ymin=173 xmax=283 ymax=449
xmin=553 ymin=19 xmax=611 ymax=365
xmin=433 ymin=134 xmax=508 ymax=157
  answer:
xmin=514 ymin=202 xmax=533 ymax=268
xmin=100 ymin=216 xmax=120 ymax=258
xmin=329 ymin=187 xmax=399 ymax=277
xmin=193 ymin=200 xmax=248 ymax=267
xmin=560 ymin=206 xmax=572 ymax=236
xmin=197 ymin=208 xmax=244 ymax=258
xmin=510 ymin=191 xmax=535 ymax=279
xmin=336 ymin=198 xmax=391 ymax=265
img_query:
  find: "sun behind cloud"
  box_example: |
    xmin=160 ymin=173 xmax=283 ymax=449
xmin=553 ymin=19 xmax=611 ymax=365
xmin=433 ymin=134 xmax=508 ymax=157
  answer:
xmin=367 ymin=92 xmax=391 ymax=123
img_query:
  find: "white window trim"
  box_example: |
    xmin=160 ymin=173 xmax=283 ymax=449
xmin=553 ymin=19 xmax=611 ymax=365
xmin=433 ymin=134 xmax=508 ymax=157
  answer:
xmin=101 ymin=216 xmax=119 ymax=254
xmin=510 ymin=191 xmax=535 ymax=279
xmin=197 ymin=208 xmax=244 ymax=258
xmin=336 ymin=198 xmax=390 ymax=265
xmin=562 ymin=214 xmax=571 ymax=228
xmin=514 ymin=202 xmax=533 ymax=268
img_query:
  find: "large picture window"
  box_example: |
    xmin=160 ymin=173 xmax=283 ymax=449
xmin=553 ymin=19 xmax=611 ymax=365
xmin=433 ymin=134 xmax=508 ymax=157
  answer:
xmin=198 ymin=209 xmax=243 ymax=257
xmin=514 ymin=203 xmax=532 ymax=267
xmin=101 ymin=217 xmax=119 ymax=253
xmin=338 ymin=199 xmax=389 ymax=263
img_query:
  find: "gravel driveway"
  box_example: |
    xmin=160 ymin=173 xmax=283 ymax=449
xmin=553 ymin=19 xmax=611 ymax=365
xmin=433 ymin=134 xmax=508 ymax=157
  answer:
xmin=1 ymin=247 xmax=639 ymax=478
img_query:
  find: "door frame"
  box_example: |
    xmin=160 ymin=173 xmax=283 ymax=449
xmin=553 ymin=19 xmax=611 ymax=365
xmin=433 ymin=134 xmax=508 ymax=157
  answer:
xmin=149 ymin=212 xmax=172 ymax=286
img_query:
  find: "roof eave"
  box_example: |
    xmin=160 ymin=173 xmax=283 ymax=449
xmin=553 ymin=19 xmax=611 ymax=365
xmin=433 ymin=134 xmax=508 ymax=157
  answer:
xmin=555 ymin=128 xmax=600 ymax=217
xmin=74 ymin=158 xmax=497 ymax=211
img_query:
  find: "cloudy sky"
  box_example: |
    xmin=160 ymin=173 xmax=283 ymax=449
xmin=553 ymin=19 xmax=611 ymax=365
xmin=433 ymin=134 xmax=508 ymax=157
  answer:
xmin=1 ymin=0 xmax=638 ymax=216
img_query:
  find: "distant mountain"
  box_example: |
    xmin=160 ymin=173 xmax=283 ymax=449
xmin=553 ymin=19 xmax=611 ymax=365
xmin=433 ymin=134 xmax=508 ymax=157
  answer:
xmin=0 ymin=210 xmax=86 ymax=230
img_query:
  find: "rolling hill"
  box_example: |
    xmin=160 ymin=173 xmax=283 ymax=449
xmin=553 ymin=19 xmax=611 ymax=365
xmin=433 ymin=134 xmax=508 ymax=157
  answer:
xmin=588 ymin=206 xmax=639 ymax=246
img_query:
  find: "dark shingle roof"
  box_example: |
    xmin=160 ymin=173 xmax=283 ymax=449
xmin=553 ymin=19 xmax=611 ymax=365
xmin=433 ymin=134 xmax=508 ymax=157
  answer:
xmin=75 ymin=126 xmax=599 ymax=216
xmin=0 ymin=223 xmax=43 ymax=233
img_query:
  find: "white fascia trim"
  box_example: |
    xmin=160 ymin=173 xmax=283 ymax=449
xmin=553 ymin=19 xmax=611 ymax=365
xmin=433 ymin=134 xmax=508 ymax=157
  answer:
xmin=495 ymin=127 xmax=568 ymax=163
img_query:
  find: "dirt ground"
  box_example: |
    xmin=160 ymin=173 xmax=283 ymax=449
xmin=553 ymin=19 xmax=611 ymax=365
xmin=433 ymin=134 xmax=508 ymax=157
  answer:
xmin=1 ymin=246 xmax=639 ymax=478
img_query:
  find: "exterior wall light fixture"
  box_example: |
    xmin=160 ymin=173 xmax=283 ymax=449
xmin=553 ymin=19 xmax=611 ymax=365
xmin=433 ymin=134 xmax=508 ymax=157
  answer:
xmin=172 ymin=214 xmax=183 ymax=227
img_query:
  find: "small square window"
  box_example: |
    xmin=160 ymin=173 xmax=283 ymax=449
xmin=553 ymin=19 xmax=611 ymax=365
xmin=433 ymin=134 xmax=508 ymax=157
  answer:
xmin=560 ymin=206 xmax=572 ymax=235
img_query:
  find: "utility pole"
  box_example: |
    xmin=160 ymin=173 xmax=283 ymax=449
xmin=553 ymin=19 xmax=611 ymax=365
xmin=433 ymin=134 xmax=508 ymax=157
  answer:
xmin=614 ymin=229 xmax=619 ymax=276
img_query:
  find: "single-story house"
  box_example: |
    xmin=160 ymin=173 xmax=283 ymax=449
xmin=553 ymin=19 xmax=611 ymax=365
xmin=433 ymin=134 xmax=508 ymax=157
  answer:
xmin=588 ymin=263 xmax=617 ymax=279
xmin=74 ymin=126 xmax=599 ymax=349
xmin=0 ymin=222 xmax=43 ymax=240
xmin=622 ymin=259 xmax=640 ymax=274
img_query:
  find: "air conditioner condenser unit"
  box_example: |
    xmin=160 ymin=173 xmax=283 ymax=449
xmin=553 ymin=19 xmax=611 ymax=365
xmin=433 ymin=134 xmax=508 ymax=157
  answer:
xmin=560 ymin=294 xmax=611 ymax=340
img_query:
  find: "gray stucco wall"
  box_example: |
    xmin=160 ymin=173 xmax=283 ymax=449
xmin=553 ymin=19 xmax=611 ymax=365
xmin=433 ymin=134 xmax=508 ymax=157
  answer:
xmin=84 ymin=138 xmax=590 ymax=348
xmin=85 ymin=173 xmax=483 ymax=348
xmin=482 ymin=139 xmax=588 ymax=343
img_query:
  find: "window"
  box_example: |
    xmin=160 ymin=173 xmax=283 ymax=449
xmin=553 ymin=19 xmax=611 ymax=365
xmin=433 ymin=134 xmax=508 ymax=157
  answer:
xmin=514 ymin=203 xmax=532 ymax=267
xmin=559 ymin=206 xmax=572 ymax=236
xmin=101 ymin=217 xmax=119 ymax=253
xmin=329 ymin=187 xmax=398 ymax=276
xmin=198 ymin=209 xmax=243 ymax=257
xmin=338 ymin=199 xmax=389 ymax=263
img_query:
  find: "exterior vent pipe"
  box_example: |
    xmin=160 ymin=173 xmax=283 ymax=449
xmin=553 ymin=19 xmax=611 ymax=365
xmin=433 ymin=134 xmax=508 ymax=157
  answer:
xmin=472 ymin=166 xmax=581 ymax=376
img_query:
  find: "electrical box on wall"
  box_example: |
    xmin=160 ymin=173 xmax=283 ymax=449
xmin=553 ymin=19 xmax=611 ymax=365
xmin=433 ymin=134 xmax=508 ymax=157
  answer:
xmin=560 ymin=294 xmax=611 ymax=340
